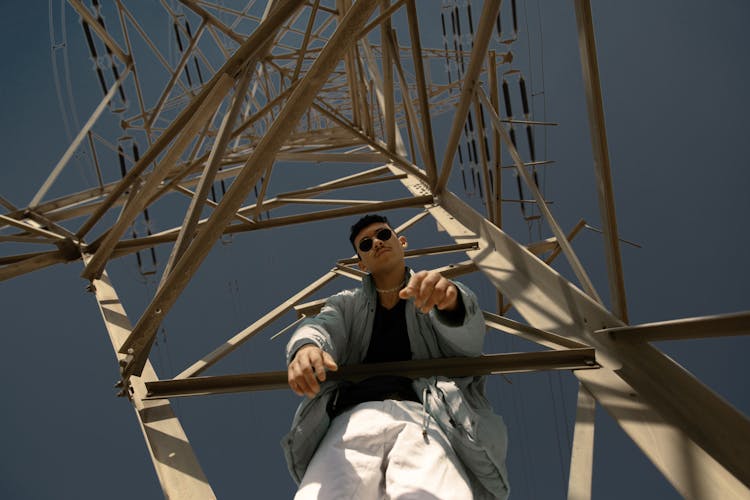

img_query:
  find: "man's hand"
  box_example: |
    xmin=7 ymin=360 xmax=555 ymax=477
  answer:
xmin=287 ymin=344 xmax=338 ymax=398
xmin=399 ymin=270 xmax=458 ymax=314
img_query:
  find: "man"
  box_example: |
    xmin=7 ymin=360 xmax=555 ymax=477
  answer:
xmin=282 ymin=214 xmax=509 ymax=499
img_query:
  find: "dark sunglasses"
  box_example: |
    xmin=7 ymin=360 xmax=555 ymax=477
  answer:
xmin=358 ymin=228 xmax=393 ymax=253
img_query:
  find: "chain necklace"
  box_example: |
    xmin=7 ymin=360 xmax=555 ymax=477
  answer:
xmin=376 ymin=279 xmax=405 ymax=294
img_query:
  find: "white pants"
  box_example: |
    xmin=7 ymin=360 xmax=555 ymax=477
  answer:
xmin=294 ymin=400 xmax=473 ymax=500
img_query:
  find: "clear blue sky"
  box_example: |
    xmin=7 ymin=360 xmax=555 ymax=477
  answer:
xmin=1 ymin=2 xmax=748 ymax=499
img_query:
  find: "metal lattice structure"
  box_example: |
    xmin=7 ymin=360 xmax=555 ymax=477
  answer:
xmin=1 ymin=1 xmax=749 ymax=498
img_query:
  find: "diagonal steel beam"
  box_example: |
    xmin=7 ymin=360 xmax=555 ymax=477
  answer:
xmin=0 ymin=215 xmax=67 ymax=241
xmin=0 ymin=235 xmax=56 ymax=244
xmin=435 ymin=0 xmax=502 ymax=194
xmin=30 ymin=66 xmax=131 ymax=208
xmin=178 ymin=0 xmax=245 ymax=45
xmin=158 ymin=67 xmax=253 ymax=290
xmin=477 ymin=86 xmax=603 ymax=305
xmin=354 ymin=44 xmax=374 ymax=136
xmin=473 ymin=96 xmax=494 ymax=218
xmin=67 ymin=0 xmax=131 ymax=64
xmin=81 ymin=73 xmax=234 ymax=281
xmin=84 ymin=257 xmax=215 ymax=499
xmin=176 ymin=270 xmax=341 ymax=379
xmin=442 ymin=191 xmax=750 ymax=498
xmin=117 ymin=0 xmax=381 ymax=379
xmin=80 ymin=1 xmax=310 ymax=281
xmin=292 ymin=0 xmax=321 ymax=82
xmin=338 ymin=0 xmax=361 ymax=127
xmin=0 ymin=252 xmax=68 ymax=282
xmin=392 ymin=164 xmax=750 ymax=498
xmin=484 ymin=311 xmax=589 ymax=351
xmin=567 ymin=383 xmax=596 ymax=500
xmin=405 ymin=0 xmax=437 ymax=183
xmin=379 ymin=0 xmax=396 ymax=151
xmin=74 ymin=0 xmax=307 ymax=243
xmin=0 ymin=195 xmax=17 ymax=211
xmin=359 ymin=0 xmax=406 ymax=37
xmin=144 ymin=19 xmax=208 ymax=132
xmin=359 ymin=37 xmax=408 ymax=155
xmin=385 ymin=28 xmax=429 ymax=167
xmin=573 ymin=0 xmax=628 ymax=323
xmin=488 ymin=50 xmax=502 ymax=229
xmin=311 ymin=101 xmax=428 ymax=183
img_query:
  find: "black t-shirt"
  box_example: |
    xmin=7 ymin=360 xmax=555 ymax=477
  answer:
xmin=327 ymin=292 xmax=467 ymax=417
xmin=328 ymin=299 xmax=416 ymax=417
xmin=364 ymin=299 xmax=411 ymax=363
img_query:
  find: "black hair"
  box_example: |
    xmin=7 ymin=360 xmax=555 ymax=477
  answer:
xmin=349 ymin=214 xmax=391 ymax=252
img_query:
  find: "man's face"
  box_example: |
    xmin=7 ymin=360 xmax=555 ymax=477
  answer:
xmin=354 ymin=222 xmax=407 ymax=274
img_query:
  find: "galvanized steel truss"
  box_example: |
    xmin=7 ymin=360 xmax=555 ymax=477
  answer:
xmin=1 ymin=1 xmax=748 ymax=498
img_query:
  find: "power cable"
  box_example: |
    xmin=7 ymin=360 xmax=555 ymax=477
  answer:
xmin=523 ymin=1 xmax=568 ymax=489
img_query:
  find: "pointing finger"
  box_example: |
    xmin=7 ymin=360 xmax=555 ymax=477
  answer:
xmin=400 ymin=270 xmax=426 ymax=300
xmin=416 ymin=272 xmax=441 ymax=309
xmin=322 ymin=351 xmax=338 ymax=372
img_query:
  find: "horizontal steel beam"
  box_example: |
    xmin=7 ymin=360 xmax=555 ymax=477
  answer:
xmin=336 ymin=242 xmax=479 ymax=265
xmin=145 ymin=348 xmax=599 ymax=399
xmin=596 ymin=311 xmax=750 ymax=342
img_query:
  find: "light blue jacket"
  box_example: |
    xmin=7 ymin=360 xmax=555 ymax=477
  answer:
xmin=282 ymin=271 xmax=510 ymax=499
